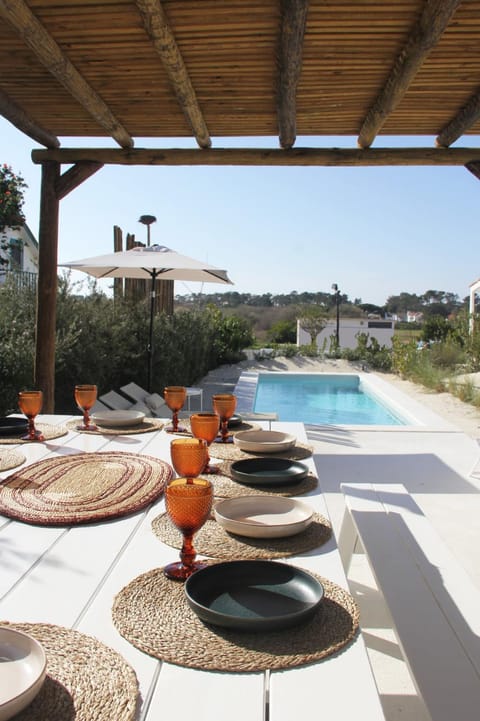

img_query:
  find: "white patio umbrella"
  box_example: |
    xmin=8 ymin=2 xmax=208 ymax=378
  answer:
xmin=59 ymin=244 xmax=233 ymax=390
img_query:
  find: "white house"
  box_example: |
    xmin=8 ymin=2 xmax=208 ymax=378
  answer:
xmin=0 ymin=223 xmax=39 ymax=283
xmin=297 ymin=317 xmax=395 ymax=351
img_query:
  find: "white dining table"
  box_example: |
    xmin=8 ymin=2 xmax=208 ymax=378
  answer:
xmin=0 ymin=415 xmax=386 ymax=721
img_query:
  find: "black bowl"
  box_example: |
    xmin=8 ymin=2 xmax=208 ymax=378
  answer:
xmin=0 ymin=417 xmax=29 ymax=437
xmin=185 ymin=560 xmax=324 ymax=631
xmin=230 ymin=457 xmax=309 ymax=486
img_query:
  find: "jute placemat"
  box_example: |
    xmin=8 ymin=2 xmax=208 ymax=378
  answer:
xmin=66 ymin=417 xmax=164 ymax=435
xmin=151 ymin=511 xmax=332 ymax=560
xmin=0 ymin=621 xmax=138 ymax=721
xmin=211 ymin=464 xmax=318 ymax=497
xmin=209 ymin=441 xmax=313 ymax=462
xmin=112 ymin=565 xmax=359 ymax=672
xmin=0 ymin=423 xmax=68 ymax=444
xmin=0 ymin=451 xmax=173 ymax=525
xmin=0 ymin=448 xmax=26 ymax=471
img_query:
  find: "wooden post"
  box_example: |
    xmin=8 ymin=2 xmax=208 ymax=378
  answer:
xmin=34 ymin=161 xmax=60 ymax=412
xmin=113 ymin=225 xmax=123 ymax=301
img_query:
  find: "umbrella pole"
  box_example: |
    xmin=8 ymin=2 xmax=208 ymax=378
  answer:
xmin=147 ymin=270 xmax=158 ymax=392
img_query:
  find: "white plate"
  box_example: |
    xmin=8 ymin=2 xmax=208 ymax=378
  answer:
xmin=233 ymin=429 xmax=296 ymax=454
xmin=91 ymin=409 xmax=146 ymax=427
xmin=0 ymin=627 xmax=47 ymax=721
xmin=214 ymin=495 xmax=314 ymax=538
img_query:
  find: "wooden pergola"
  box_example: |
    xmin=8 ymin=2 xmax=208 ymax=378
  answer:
xmin=2 ymin=0 xmax=480 ymax=410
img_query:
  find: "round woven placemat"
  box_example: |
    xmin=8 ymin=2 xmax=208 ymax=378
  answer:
xmin=209 ymin=440 xmax=313 ymax=462
xmin=211 ymin=464 xmax=318 ymax=497
xmin=0 ymin=448 xmax=26 ymax=471
xmin=66 ymin=417 xmax=164 ymax=435
xmin=151 ymin=511 xmax=332 ymax=559
xmin=0 ymin=423 xmax=68 ymax=444
xmin=112 ymin=565 xmax=359 ymax=672
xmin=0 ymin=621 xmax=138 ymax=721
xmin=0 ymin=451 xmax=173 ymax=525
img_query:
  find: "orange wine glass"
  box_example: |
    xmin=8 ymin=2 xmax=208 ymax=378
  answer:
xmin=74 ymin=384 xmax=98 ymax=431
xmin=18 ymin=390 xmax=45 ymax=441
xmin=164 ymin=386 xmax=187 ymax=433
xmin=163 ymin=477 xmax=213 ymax=580
xmin=190 ymin=413 xmax=221 ymax=473
xmin=170 ymin=437 xmax=208 ymax=479
xmin=212 ymin=393 xmax=237 ymax=443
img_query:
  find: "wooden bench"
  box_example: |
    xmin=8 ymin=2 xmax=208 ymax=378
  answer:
xmin=338 ymin=483 xmax=480 ymax=721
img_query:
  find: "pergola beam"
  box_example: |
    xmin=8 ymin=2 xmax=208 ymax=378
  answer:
xmin=32 ymin=146 xmax=480 ymax=167
xmin=277 ymin=0 xmax=309 ymax=150
xmin=0 ymin=87 xmax=59 ymax=148
xmin=437 ymin=91 xmax=480 ymax=147
xmin=465 ymin=161 xmax=480 ymax=181
xmin=55 ymin=161 xmax=104 ymax=200
xmin=0 ymin=0 xmax=133 ymax=148
xmin=357 ymin=0 xmax=462 ymax=149
xmin=134 ymin=0 xmax=211 ymax=149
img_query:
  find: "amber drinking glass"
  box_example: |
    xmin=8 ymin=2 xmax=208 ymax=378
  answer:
xmin=74 ymin=384 xmax=98 ymax=431
xmin=170 ymin=437 xmax=208 ymax=479
xmin=164 ymin=477 xmax=213 ymax=580
xmin=190 ymin=413 xmax=221 ymax=473
xmin=18 ymin=390 xmax=45 ymax=441
xmin=212 ymin=393 xmax=237 ymax=443
xmin=164 ymin=386 xmax=187 ymax=433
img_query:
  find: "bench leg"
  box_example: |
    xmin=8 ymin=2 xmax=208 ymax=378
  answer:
xmin=338 ymin=508 xmax=359 ymax=571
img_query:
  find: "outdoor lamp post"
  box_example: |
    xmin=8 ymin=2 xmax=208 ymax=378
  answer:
xmin=331 ymin=283 xmax=340 ymax=347
xmin=138 ymin=214 xmax=157 ymax=247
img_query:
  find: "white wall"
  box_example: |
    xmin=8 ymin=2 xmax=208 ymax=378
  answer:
xmin=297 ymin=318 xmax=395 ymax=350
xmin=0 ymin=224 xmax=38 ymax=273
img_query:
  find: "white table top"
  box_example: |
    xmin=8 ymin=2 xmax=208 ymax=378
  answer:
xmin=0 ymin=416 xmax=385 ymax=721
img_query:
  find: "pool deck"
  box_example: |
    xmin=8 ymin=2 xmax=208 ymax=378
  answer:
xmin=197 ymin=359 xmax=480 ymax=721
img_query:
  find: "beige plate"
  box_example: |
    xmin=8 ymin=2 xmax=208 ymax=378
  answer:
xmin=214 ymin=495 xmax=314 ymax=538
xmin=91 ymin=410 xmax=146 ymax=427
xmin=233 ymin=429 xmax=296 ymax=454
xmin=0 ymin=627 xmax=47 ymax=721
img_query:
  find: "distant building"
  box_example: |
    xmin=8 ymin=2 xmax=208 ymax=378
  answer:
xmin=0 ymin=223 xmax=39 ymax=287
xmin=297 ymin=317 xmax=395 ymax=351
xmin=406 ymin=311 xmax=423 ymax=323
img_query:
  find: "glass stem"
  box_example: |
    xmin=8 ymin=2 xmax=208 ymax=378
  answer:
xmin=28 ymin=418 xmax=36 ymax=440
xmin=221 ymin=419 xmax=229 ymax=442
xmin=180 ymin=534 xmax=196 ymax=570
xmin=172 ymin=410 xmax=178 ymax=431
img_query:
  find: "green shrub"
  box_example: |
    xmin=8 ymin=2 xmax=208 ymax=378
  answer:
xmin=421 ymin=315 xmax=451 ymax=343
xmin=0 ymin=279 xmax=255 ymax=415
xmin=298 ymin=343 xmax=320 ymax=358
xmin=267 ymin=319 xmax=297 ymax=344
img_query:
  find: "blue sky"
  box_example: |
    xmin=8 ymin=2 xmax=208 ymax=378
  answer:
xmin=1 ymin=115 xmax=479 ymax=306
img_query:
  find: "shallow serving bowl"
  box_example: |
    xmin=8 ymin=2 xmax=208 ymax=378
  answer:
xmin=91 ymin=409 xmax=145 ymax=427
xmin=184 ymin=560 xmax=324 ymax=631
xmin=230 ymin=457 xmax=309 ymax=486
xmin=0 ymin=627 xmax=47 ymax=721
xmin=214 ymin=495 xmax=314 ymax=538
xmin=233 ymin=429 xmax=296 ymax=454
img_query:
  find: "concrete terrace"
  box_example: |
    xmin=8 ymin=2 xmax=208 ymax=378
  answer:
xmin=197 ymin=356 xmax=480 ymax=721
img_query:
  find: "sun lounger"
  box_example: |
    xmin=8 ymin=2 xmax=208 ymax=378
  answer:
xmin=120 ymin=382 xmax=167 ymax=417
xmin=99 ymin=390 xmax=132 ymax=410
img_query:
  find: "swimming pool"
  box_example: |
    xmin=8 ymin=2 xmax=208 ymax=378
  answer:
xmin=235 ymin=373 xmax=414 ymax=426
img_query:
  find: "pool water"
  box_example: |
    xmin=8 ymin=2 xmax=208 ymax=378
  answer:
xmin=253 ymin=374 xmax=406 ymax=425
